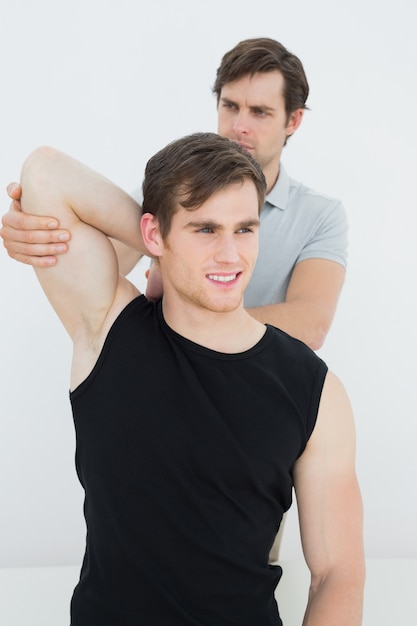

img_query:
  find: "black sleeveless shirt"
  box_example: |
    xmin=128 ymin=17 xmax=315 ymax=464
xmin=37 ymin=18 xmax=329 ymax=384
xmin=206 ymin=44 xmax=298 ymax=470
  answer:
xmin=69 ymin=296 xmax=327 ymax=625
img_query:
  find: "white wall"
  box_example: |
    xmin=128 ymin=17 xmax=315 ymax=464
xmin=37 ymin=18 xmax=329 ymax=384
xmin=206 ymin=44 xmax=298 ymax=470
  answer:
xmin=0 ymin=0 xmax=416 ymax=567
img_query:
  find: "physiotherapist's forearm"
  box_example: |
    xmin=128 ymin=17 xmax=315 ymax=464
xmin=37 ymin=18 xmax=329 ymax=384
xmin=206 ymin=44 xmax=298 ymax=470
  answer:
xmin=246 ymin=300 xmax=330 ymax=351
xmin=246 ymin=258 xmax=345 ymax=350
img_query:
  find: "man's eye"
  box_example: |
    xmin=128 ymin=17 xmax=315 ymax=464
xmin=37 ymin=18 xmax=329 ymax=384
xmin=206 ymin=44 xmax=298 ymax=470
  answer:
xmin=237 ymin=227 xmax=252 ymax=234
xmin=198 ymin=227 xmax=213 ymax=234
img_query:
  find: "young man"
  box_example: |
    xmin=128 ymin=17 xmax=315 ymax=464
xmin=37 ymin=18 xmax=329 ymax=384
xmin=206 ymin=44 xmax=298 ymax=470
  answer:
xmin=1 ymin=37 xmax=347 ymax=351
xmin=16 ymin=133 xmax=364 ymax=625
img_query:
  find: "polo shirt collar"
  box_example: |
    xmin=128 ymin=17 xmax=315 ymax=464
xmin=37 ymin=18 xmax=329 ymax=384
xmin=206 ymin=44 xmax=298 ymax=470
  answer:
xmin=265 ymin=163 xmax=289 ymax=211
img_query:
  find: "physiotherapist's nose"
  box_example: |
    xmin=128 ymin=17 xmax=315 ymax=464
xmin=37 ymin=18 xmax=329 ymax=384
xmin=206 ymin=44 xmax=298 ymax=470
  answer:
xmin=233 ymin=111 xmax=250 ymax=136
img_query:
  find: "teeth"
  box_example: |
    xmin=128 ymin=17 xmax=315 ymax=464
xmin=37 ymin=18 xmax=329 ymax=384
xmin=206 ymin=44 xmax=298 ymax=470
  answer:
xmin=208 ymin=274 xmax=237 ymax=283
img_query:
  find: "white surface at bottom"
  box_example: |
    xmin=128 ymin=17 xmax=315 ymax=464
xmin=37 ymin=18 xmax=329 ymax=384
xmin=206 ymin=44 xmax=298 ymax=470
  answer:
xmin=0 ymin=559 xmax=415 ymax=625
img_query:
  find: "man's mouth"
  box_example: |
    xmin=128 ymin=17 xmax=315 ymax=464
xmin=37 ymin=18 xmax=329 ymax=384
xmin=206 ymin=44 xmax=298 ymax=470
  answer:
xmin=207 ymin=273 xmax=239 ymax=283
xmin=237 ymin=142 xmax=253 ymax=152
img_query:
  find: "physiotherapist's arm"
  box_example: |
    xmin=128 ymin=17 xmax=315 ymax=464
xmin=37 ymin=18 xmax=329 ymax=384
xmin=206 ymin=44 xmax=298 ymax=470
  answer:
xmin=246 ymin=258 xmax=346 ymax=350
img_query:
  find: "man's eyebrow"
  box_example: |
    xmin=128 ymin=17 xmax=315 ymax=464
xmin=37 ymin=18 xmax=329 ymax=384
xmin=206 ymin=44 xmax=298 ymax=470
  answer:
xmin=186 ymin=220 xmax=221 ymax=229
xmin=185 ymin=218 xmax=260 ymax=230
xmin=220 ymin=96 xmax=275 ymax=113
xmin=237 ymin=218 xmax=261 ymax=229
xmin=220 ymin=96 xmax=237 ymax=106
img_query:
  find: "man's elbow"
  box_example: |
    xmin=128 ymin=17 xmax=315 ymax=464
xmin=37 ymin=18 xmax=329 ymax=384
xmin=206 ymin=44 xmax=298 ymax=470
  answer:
xmin=307 ymin=559 xmax=366 ymax=625
xmin=311 ymin=557 xmax=366 ymax=592
xmin=22 ymin=145 xmax=57 ymax=172
xmin=20 ymin=146 xmax=59 ymax=211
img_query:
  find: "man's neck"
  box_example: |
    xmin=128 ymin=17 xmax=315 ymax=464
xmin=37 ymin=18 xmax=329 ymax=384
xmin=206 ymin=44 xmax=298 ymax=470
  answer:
xmin=264 ymin=162 xmax=280 ymax=195
xmin=161 ymin=298 xmax=265 ymax=354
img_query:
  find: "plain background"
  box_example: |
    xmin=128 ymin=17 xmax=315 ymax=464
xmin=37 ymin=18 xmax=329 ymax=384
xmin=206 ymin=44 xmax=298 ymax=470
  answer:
xmin=0 ymin=0 xmax=416 ymax=568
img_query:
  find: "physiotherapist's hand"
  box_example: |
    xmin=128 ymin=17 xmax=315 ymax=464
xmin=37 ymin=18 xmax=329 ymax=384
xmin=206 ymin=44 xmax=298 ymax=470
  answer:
xmin=145 ymin=260 xmax=163 ymax=302
xmin=0 ymin=182 xmax=71 ymax=266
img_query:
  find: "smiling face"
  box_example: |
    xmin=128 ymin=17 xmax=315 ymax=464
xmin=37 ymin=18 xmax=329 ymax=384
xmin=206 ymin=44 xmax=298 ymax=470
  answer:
xmin=142 ymin=180 xmax=260 ymax=317
xmin=217 ymin=71 xmax=303 ymax=191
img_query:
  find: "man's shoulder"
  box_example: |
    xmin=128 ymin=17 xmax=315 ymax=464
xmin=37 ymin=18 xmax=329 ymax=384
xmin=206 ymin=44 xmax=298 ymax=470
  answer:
xmin=267 ymin=166 xmax=345 ymax=218
xmin=287 ymin=175 xmax=344 ymax=213
xmin=265 ymin=324 xmax=325 ymax=364
xmin=105 ymin=294 xmax=158 ymax=340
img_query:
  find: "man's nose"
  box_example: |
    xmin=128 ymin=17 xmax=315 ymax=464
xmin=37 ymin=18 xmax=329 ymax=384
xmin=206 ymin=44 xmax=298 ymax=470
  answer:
xmin=214 ymin=235 xmax=240 ymax=263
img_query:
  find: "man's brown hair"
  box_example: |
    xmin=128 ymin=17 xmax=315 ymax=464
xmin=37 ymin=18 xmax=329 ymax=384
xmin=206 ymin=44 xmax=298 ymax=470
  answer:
xmin=212 ymin=37 xmax=309 ymax=121
xmin=142 ymin=133 xmax=266 ymax=239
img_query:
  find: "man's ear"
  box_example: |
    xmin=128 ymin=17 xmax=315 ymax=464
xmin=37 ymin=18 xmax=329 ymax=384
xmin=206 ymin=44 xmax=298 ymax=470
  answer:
xmin=285 ymin=108 xmax=304 ymax=138
xmin=141 ymin=213 xmax=163 ymax=257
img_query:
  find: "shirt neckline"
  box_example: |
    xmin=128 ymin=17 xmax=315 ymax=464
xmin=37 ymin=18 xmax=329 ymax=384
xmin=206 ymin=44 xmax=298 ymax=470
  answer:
xmin=157 ymin=301 xmax=273 ymax=360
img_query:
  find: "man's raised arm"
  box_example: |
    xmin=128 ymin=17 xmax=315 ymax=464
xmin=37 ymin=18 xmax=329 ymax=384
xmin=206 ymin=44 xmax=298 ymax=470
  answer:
xmin=1 ymin=181 xmax=144 ymax=275
xmin=19 ymin=146 xmax=144 ymax=366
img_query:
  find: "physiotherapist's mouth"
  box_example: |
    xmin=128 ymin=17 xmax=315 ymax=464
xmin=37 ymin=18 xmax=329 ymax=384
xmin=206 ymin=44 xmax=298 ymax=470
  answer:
xmin=236 ymin=141 xmax=254 ymax=153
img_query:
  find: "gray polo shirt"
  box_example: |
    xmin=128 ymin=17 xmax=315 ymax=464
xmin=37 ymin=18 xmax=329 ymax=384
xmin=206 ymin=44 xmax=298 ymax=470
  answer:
xmin=244 ymin=165 xmax=348 ymax=307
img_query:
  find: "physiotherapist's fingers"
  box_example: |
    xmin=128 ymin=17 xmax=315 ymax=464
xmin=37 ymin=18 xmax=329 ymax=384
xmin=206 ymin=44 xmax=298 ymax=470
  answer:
xmin=6 ymin=182 xmax=22 ymax=200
